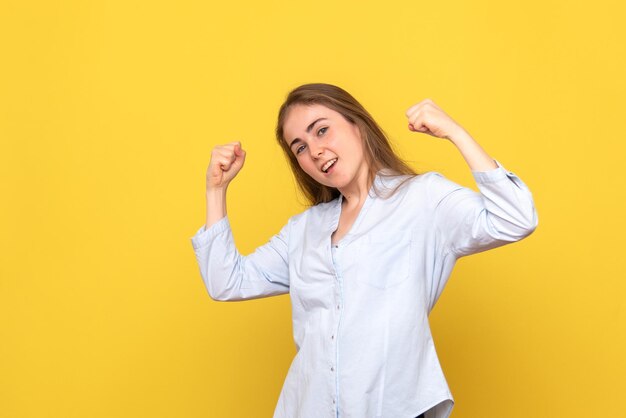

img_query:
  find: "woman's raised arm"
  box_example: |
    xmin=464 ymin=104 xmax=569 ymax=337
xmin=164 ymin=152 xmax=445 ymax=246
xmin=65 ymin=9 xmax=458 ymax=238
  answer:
xmin=190 ymin=142 xmax=291 ymax=301
xmin=406 ymin=99 xmax=538 ymax=257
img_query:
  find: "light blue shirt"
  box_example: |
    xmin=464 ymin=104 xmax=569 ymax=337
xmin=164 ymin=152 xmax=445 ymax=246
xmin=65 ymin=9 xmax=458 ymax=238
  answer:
xmin=190 ymin=159 xmax=538 ymax=418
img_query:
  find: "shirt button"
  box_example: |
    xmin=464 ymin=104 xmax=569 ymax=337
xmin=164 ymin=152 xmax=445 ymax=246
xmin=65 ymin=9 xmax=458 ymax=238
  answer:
xmin=331 ymin=366 xmax=334 ymax=372
xmin=336 ymin=304 xmax=340 ymax=310
xmin=331 ymin=335 xmax=334 ymax=340
xmin=332 ymin=399 xmax=336 ymax=404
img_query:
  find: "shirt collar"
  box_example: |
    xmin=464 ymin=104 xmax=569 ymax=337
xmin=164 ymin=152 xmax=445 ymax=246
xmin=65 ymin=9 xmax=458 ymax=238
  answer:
xmin=329 ymin=169 xmax=396 ymax=245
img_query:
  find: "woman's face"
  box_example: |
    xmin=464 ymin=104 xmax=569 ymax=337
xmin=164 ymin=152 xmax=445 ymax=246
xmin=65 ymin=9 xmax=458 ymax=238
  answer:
xmin=282 ymin=103 xmax=369 ymax=190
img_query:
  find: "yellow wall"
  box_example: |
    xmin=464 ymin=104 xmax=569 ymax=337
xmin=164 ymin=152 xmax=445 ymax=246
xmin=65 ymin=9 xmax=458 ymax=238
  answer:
xmin=2 ymin=0 xmax=624 ymax=417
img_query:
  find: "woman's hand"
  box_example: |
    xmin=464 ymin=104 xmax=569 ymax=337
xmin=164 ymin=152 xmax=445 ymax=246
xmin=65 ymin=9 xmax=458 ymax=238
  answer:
xmin=206 ymin=141 xmax=246 ymax=192
xmin=405 ymin=99 xmax=466 ymax=141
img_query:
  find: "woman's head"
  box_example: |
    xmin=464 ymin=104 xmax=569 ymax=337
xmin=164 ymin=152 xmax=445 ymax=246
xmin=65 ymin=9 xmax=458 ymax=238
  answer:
xmin=276 ymin=83 xmax=417 ymax=205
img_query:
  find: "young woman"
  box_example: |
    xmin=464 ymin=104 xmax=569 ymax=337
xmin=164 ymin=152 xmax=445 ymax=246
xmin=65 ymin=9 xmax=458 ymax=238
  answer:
xmin=191 ymin=83 xmax=538 ymax=418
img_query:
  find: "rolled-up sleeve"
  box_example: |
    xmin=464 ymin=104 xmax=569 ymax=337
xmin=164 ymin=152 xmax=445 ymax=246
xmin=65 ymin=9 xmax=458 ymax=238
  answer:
xmin=428 ymin=159 xmax=539 ymax=258
xmin=190 ymin=216 xmax=290 ymax=301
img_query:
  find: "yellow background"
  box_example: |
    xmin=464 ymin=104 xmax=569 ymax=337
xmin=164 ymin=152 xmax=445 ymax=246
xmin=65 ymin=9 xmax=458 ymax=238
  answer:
xmin=1 ymin=0 xmax=625 ymax=417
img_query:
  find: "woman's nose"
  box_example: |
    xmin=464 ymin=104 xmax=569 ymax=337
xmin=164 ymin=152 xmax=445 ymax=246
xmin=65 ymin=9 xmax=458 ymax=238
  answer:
xmin=308 ymin=140 xmax=324 ymax=158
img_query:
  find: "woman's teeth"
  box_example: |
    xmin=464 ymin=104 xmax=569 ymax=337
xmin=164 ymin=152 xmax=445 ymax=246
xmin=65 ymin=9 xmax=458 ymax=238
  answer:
xmin=322 ymin=158 xmax=337 ymax=173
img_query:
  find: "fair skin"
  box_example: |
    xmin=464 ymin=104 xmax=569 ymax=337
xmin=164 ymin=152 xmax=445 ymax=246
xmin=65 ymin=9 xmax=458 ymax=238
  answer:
xmin=204 ymin=99 xmax=498 ymax=240
xmin=281 ymin=104 xmax=373 ymax=244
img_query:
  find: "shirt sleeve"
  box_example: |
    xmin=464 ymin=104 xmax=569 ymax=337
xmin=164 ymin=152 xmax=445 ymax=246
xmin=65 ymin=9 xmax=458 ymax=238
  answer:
xmin=190 ymin=215 xmax=290 ymax=301
xmin=428 ymin=159 xmax=539 ymax=258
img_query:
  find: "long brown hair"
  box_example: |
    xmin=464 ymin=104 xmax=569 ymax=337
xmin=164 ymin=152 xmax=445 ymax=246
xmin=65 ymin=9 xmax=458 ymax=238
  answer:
xmin=275 ymin=83 xmax=419 ymax=206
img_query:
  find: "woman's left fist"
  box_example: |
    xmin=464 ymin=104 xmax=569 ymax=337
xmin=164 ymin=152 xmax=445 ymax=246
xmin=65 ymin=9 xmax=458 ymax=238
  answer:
xmin=405 ymin=99 xmax=465 ymax=141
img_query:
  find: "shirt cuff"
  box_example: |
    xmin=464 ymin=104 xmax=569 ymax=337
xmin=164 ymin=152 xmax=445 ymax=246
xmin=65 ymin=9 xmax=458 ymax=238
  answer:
xmin=190 ymin=216 xmax=231 ymax=250
xmin=471 ymin=159 xmax=517 ymax=184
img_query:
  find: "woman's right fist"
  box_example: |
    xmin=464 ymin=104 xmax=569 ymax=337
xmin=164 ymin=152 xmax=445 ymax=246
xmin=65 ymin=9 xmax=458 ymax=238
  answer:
xmin=206 ymin=141 xmax=246 ymax=191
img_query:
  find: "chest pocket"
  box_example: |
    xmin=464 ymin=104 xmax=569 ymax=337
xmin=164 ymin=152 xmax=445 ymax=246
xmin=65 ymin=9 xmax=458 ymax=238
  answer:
xmin=355 ymin=232 xmax=412 ymax=289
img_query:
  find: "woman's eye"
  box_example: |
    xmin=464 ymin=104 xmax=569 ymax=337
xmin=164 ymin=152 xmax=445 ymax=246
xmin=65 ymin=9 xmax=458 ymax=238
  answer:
xmin=296 ymin=145 xmax=306 ymax=154
xmin=318 ymin=127 xmax=328 ymax=136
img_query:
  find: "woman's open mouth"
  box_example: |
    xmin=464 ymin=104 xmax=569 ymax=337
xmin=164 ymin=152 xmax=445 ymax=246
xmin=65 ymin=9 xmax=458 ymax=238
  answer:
xmin=322 ymin=158 xmax=337 ymax=174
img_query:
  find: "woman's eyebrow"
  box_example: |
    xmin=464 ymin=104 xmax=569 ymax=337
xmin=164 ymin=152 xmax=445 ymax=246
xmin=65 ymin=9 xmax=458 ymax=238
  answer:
xmin=289 ymin=118 xmax=328 ymax=149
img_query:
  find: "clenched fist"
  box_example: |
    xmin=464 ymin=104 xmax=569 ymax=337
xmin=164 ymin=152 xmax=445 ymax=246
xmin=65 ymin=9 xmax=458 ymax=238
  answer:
xmin=405 ymin=98 xmax=466 ymax=141
xmin=206 ymin=141 xmax=246 ymax=192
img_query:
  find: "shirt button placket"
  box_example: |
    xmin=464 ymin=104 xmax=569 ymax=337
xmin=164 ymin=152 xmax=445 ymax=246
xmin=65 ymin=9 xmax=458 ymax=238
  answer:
xmin=330 ymin=242 xmax=344 ymax=418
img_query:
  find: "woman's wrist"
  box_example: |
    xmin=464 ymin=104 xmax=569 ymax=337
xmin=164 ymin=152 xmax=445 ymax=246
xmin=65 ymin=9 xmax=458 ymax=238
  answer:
xmin=206 ymin=187 xmax=227 ymax=229
xmin=446 ymin=126 xmax=473 ymax=146
xmin=448 ymin=129 xmax=498 ymax=172
xmin=206 ymin=186 xmax=227 ymax=198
